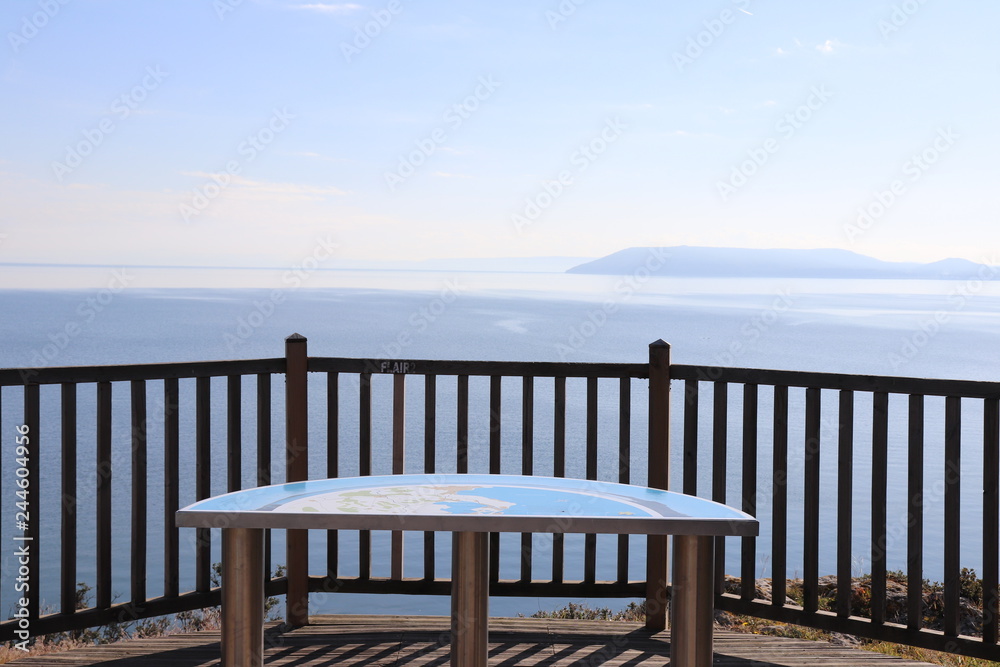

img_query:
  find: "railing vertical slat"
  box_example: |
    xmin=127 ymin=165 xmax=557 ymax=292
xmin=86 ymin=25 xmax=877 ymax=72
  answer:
xmin=837 ymin=389 xmax=854 ymax=619
xmin=771 ymin=385 xmax=788 ymax=607
xmin=163 ymin=378 xmax=179 ymax=599
xmin=391 ymin=374 xmax=405 ymax=581
xmin=983 ymin=397 xmax=999 ymax=645
xmin=130 ymin=380 xmax=148 ymax=605
xmin=258 ymin=373 xmax=272 ymax=584
xmin=0 ymin=385 xmax=3 ymax=592
xmin=740 ymin=383 xmax=758 ymax=601
xmin=457 ymin=375 xmax=469 ymax=474
xmin=683 ymin=379 xmax=698 ymax=495
xmin=522 ymin=378 xmax=534 ymax=475
xmin=489 ymin=376 xmax=501 ymax=583
xmin=258 ymin=373 xmax=272 ymax=484
xmin=554 ymin=377 xmax=566 ymax=477
xmin=552 ymin=377 xmax=566 ymax=584
xmin=360 ymin=372 xmax=372 ymax=475
xmin=520 ymin=376 xmax=534 ymax=584
xmin=195 ymin=376 xmax=211 ymax=594
xmin=802 ymin=387 xmax=821 ymax=612
xmin=584 ymin=376 xmax=598 ymax=585
xmin=97 ymin=381 xmax=113 ymax=607
xmin=326 ymin=372 xmax=337 ymax=581
xmin=227 ymin=375 xmax=241 ymax=492
xmin=424 ymin=375 xmax=436 ymax=582
xmin=489 ymin=376 xmax=502 ymax=473
xmin=871 ymin=392 xmax=889 ymax=625
xmin=907 ymin=394 xmax=924 ymax=631
xmin=359 ymin=372 xmax=372 ymax=579
xmin=617 ymin=377 xmax=631 ymax=585
xmin=393 ymin=374 xmax=406 ymax=474
xmin=712 ymin=382 xmax=728 ymax=594
xmin=943 ymin=395 xmax=961 ymax=636
xmin=24 ymin=384 xmax=41 ymax=623
xmin=0 ymin=385 xmax=3 ymax=565
xmin=60 ymin=383 xmax=77 ymax=615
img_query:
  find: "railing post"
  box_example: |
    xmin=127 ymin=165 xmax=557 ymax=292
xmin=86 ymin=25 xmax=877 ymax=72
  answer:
xmin=646 ymin=340 xmax=671 ymax=630
xmin=285 ymin=334 xmax=309 ymax=627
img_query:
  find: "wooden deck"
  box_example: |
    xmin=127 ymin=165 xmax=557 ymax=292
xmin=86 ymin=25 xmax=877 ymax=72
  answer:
xmin=16 ymin=615 xmax=941 ymax=666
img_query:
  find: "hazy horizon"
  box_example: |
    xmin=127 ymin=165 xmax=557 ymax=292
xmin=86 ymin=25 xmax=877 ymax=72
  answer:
xmin=1 ymin=243 xmax=998 ymax=271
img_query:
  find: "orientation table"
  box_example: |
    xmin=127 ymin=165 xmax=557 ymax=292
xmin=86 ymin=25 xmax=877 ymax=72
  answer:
xmin=176 ymin=473 xmax=757 ymax=667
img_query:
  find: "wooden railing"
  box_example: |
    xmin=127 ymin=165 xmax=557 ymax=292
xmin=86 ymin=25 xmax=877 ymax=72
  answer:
xmin=0 ymin=357 xmax=287 ymax=638
xmin=0 ymin=335 xmax=997 ymax=661
xmin=291 ymin=339 xmax=665 ymax=625
xmin=670 ymin=364 xmax=1000 ymax=659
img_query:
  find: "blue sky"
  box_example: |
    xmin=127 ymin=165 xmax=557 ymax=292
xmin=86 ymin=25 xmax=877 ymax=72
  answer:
xmin=1 ymin=0 xmax=997 ymax=267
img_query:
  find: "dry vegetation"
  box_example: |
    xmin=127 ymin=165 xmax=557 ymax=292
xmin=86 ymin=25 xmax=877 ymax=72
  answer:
xmin=1 ymin=565 xmax=278 ymax=664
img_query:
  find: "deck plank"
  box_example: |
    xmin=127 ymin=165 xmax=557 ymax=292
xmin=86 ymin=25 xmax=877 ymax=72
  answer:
xmin=15 ymin=616 xmax=941 ymax=666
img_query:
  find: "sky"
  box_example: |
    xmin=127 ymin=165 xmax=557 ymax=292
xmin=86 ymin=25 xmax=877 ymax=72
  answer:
xmin=1 ymin=1 xmax=998 ymax=269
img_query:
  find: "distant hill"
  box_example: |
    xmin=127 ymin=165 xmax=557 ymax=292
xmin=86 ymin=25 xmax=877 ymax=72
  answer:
xmin=566 ymin=246 xmax=996 ymax=280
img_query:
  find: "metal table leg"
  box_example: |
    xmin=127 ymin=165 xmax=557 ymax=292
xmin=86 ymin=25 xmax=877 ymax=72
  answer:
xmin=451 ymin=531 xmax=489 ymax=667
xmin=222 ymin=527 xmax=265 ymax=667
xmin=670 ymin=534 xmax=715 ymax=667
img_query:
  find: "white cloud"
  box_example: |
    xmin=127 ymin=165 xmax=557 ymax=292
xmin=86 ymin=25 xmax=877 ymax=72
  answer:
xmin=773 ymin=47 xmax=788 ymax=56
xmin=179 ymin=173 xmax=348 ymax=199
xmin=816 ymin=39 xmax=840 ymax=54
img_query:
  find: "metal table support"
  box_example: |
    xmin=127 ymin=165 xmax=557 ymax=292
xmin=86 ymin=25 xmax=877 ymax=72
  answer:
xmin=671 ymin=534 xmax=716 ymax=667
xmin=222 ymin=527 xmax=264 ymax=667
xmin=451 ymin=531 xmax=490 ymax=666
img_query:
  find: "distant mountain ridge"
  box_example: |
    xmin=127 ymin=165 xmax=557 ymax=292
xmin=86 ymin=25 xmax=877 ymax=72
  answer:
xmin=566 ymin=246 xmax=997 ymax=280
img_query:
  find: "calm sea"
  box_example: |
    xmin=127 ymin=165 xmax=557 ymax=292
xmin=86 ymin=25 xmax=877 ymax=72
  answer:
xmin=1 ymin=265 xmax=998 ymax=617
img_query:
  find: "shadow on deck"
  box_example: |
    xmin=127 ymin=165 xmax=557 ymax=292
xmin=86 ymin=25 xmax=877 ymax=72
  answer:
xmin=15 ymin=615 xmax=940 ymax=666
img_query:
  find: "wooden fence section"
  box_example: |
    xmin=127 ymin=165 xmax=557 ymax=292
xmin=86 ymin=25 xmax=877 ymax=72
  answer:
xmin=298 ymin=348 xmax=662 ymax=626
xmin=0 ymin=336 xmax=997 ymax=661
xmin=670 ymin=364 xmax=1000 ymax=660
xmin=0 ymin=357 xmax=289 ymax=638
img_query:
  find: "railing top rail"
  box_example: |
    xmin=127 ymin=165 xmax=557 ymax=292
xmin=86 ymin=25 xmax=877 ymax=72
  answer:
xmin=4 ymin=355 xmax=996 ymax=397
xmin=673 ymin=363 xmax=1000 ymax=399
xmin=308 ymin=356 xmax=649 ymax=379
xmin=0 ymin=358 xmax=285 ymax=386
